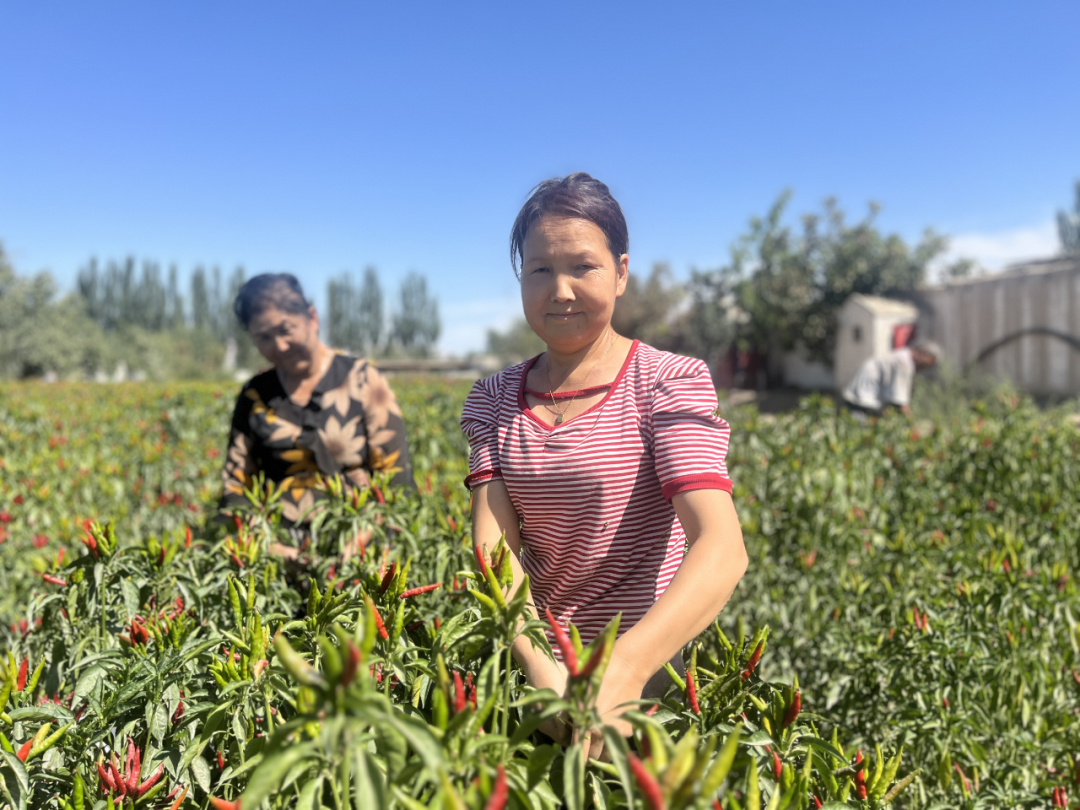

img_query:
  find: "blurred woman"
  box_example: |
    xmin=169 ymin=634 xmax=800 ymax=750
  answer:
xmin=461 ymin=174 xmax=747 ymax=755
xmin=220 ymin=273 xmax=413 ymax=537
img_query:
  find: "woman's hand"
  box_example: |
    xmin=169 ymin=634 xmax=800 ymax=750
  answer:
xmin=521 ymin=652 xmax=571 ymax=744
xmin=576 ymin=650 xmax=649 ymax=760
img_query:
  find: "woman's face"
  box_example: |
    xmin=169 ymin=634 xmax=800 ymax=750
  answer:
xmin=519 ymin=216 xmax=628 ymax=355
xmin=248 ymin=305 xmax=322 ymax=376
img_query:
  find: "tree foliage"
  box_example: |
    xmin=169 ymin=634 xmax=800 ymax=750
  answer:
xmin=391 ymin=271 xmax=441 ymax=356
xmin=1058 ymin=180 xmax=1080 ymax=254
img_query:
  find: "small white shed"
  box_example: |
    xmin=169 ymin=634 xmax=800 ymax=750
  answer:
xmin=834 ymin=294 xmax=920 ymax=392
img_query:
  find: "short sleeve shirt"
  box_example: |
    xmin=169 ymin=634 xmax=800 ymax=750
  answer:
xmin=460 ymin=341 xmax=732 ymax=650
xmin=220 ymin=354 xmax=414 ymax=524
xmin=843 ymin=348 xmax=916 ymax=411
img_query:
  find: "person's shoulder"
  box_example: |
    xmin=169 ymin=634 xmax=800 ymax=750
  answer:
xmin=634 ymin=343 xmax=711 ymax=384
xmin=470 ymin=358 xmax=530 ymax=398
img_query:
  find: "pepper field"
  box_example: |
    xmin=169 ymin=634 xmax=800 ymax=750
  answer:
xmin=0 ymin=379 xmax=1077 ymax=810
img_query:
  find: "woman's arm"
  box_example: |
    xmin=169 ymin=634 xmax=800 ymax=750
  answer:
xmin=595 ymin=488 xmax=746 ymax=729
xmin=471 ymin=480 xmax=570 ymax=699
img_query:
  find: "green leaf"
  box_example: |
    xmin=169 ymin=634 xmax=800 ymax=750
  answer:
xmin=121 ymin=577 xmax=141 ymax=621
xmin=527 ymin=745 xmax=560 ymax=790
xmin=563 ymin=743 xmax=585 ymax=810
xmin=239 ymin=741 xmax=316 ymax=807
xmin=353 ymin=748 xmax=387 ymax=809
xmin=150 ymin=701 xmax=170 ymax=744
xmin=190 ymin=755 xmax=211 ymax=794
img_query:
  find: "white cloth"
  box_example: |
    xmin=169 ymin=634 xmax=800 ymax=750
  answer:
xmin=842 ymin=348 xmax=916 ymax=411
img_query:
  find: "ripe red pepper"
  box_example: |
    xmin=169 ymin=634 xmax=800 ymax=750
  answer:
xmin=97 ymin=760 xmax=116 ymax=792
xmin=379 ymin=562 xmax=397 ymax=595
xmin=474 ymin=544 xmax=490 ymax=578
xmin=371 ymin=606 xmax=389 ymax=640
xmin=782 ymin=690 xmax=801 ymax=727
xmin=209 ymin=798 xmax=241 ymax=810
xmin=544 ymin=608 xmax=579 ymax=676
xmin=954 ymin=762 xmax=971 ymax=793
xmin=341 ymin=641 xmax=361 ymax=686
xmin=483 ymin=764 xmax=508 ymax=810
xmin=686 ymin=669 xmax=700 ymax=714
xmin=627 ymin=753 xmax=666 ymax=810
xmin=217 ymin=750 xmax=226 ymax=770
xmin=16 ymin=739 xmax=32 ymax=762
xmin=168 ymin=786 xmax=189 ymax=810
xmin=184 ymin=526 xmax=192 ymax=548
xmin=578 ymin=636 xmax=608 ymax=680
xmin=43 ymin=574 xmax=68 ymax=587
xmin=853 ymin=750 xmax=867 ymax=800
xmin=373 ymin=486 xmax=385 ymax=505
xmin=399 ymin=583 xmax=442 ymax=599
xmin=138 ymin=763 xmax=165 ymax=797
xmin=16 ymin=657 xmax=28 ymax=691
xmin=742 ymin=641 xmax=763 ymax=681
xmin=812 ymin=797 xmax=823 ymax=809
xmin=771 ymin=747 xmax=782 ymax=781
xmin=453 ymin=671 xmax=466 ymax=714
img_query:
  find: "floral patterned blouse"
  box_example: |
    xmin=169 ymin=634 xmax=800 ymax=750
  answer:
xmin=220 ymin=354 xmax=414 ymax=524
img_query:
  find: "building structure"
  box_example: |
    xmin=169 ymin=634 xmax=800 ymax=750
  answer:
xmin=919 ymin=256 xmax=1080 ymax=397
xmin=832 ymin=294 xmax=920 ymax=393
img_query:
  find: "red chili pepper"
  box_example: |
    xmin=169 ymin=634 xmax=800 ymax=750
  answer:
xmin=16 ymin=739 xmax=32 ymax=762
xmin=98 ymin=760 xmax=116 ymax=792
xmin=453 ymin=671 xmax=466 ymax=714
xmin=686 ymin=669 xmax=700 ymax=714
xmin=713 ymin=801 xmax=722 ymax=810
xmin=812 ymin=797 xmax=823 ymax=809
xmin=782 ymin=690 xmax=801 ymax=727
xmin=209 ymin=798 xmax=241 ymax=810
xmin=217 ymin=750 xmax=226 ymax=770
xmin=0 ymin=511 xmax=10 ymax=523
xmin=627 ymin=753 xmax=666 ymax=810
xmin=742 ymin=641 xmax=763 ymax=681
xmin=173 ymin=692 xmax=185 ymax=723
xmin=483 ymin=764 xmax=508 ymax=810
xmin=854 ymin=750 xmax=867 ymax=800
xmin=16 ymin=657 xmax=28 ymax=691
xmin=341 ymin=641 xmax=361 ymax=686
xmin=371 ymin=606 xmax=389 ymax=640
xmin=138 ymin=763 xmax=165 ymax=796
xmin=379 ymin=562 xmax=397 ymax=595
xmin=399 ymin=583 xmax=442 ymax=599
xmin=43 ymin=574 xmax=68 ymax=586
xmin=467 ymin=673 xmax=477 ymax=710
xmin=771 ymin=747 xmax=782 ymax=781
xmin=544 ymin=608 xmax=579 ymax=676
xmin=373 ymin=486 xmax=385 ymax=505
xmin=954 ymin=762 xmax=971 ymax=793
xmin=110 ymin=754 xmax=127 ymax=797
xmin=168 ymin=785 xmax=189 ymax=810
xmin=474 ymin=544 xmax=489 ymax=578
xmin=184 ymin=526 xmax=192 ymax=548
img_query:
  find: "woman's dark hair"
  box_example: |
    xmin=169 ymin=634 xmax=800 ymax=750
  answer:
xmin=510 ymin=173 xmax=628 ymax=278
xmin=233 ymin=273 xmax=311 ymax=328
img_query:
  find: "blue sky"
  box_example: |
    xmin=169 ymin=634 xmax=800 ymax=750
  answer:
xmin=1 ymin=2 xmax=1077 ymax=353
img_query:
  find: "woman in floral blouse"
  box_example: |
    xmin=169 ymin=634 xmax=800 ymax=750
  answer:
xmin=220 ymin=273 xmax=414 ymax=530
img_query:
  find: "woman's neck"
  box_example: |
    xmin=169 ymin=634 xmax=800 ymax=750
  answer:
xmin=279 ymin=342 xmax=331 ymax=393
xmin=542 ymin=328 xmax=618 ymax=389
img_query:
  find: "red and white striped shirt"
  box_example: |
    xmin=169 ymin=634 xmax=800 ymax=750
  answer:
xmin=461 ymin=340 xmax=732 ymax=651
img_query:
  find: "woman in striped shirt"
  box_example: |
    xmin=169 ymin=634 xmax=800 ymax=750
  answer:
xmin=462 ymin=173 xmax=747 ymax=754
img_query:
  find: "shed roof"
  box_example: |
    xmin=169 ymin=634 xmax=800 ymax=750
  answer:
xmin=844 ymin=293 xmax=919 ymax=319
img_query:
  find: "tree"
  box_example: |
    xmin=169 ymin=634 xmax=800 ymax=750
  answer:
xmin=610 ymin=263 xmax=685 ymax=348
xmin=1058 ymin=180 xmax=1080 ymax=254
xmin=190 ymin=267 xmax=211 ymax=330
xmin=357 ymin=266 xmax=385 ymax=354
xmin=391 ymin=272 xmax=440 ymax=356
xmin=485 ymin=319 xmax=545 ymax=364
xmin=726 ymin=192 xmax=947 ymax=366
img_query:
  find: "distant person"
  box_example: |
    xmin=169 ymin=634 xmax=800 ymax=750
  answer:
xmin=460 ymin=173 xmax=747 ymax=758
xmin=841 ymin=340 xmax=941 ymax=418
xmin=220 ymin=273 xmax=413 ymax=543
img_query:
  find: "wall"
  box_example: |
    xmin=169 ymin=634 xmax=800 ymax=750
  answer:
xmin=920 ymin=258 xmax=1080 ymax=396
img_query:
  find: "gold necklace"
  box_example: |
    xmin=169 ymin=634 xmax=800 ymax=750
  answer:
xmin=544 ymin=331 xmax=616 ymax=426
